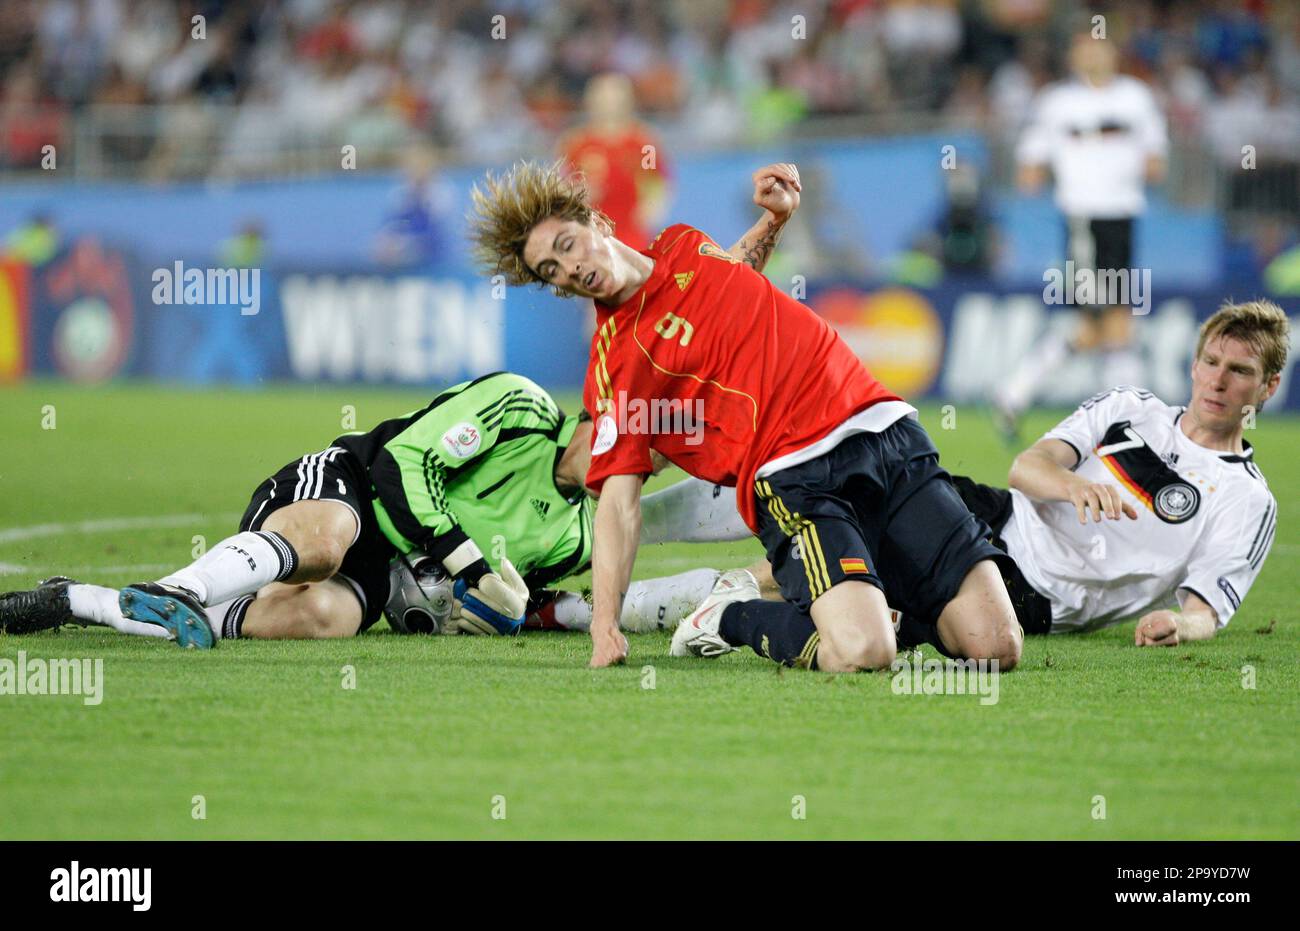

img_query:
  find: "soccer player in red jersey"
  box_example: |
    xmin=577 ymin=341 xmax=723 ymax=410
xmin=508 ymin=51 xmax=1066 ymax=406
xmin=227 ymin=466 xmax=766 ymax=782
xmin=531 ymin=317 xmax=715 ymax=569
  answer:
xmin=470 ymin=160 xmax=1022 ymax=672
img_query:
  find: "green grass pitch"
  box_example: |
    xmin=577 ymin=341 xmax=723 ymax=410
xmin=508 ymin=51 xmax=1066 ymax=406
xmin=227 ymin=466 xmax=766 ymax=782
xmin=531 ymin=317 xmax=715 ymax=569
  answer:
xmin=1 ymin=381 xmax=1296 ymax=839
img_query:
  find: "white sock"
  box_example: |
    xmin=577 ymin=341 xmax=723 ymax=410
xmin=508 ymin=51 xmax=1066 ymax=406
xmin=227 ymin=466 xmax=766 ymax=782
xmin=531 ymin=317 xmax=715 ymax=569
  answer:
xmin=204 ymin=595 xmax=256 ymax=640
xmin=550 ymin=591 xmax=592 ymax=630
xmin=640 ymin=479 xmax=751 ymax=544
xmin=621 ymin=568 xmax=721 ymax=632
xmin=999 ymin=329 xmax=1070 ymax=415
xmin=540 ymin=569 xmax=722 ymax=633
xmin=67 ymin=584 xmax=171 ymax=639
xmin=158 ymin=530 xmax=297 ymax=605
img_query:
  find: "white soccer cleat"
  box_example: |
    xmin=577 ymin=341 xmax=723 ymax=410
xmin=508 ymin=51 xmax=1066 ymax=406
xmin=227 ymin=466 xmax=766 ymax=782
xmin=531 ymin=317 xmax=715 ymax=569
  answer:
xmin=669 ymin=569 xmax=759 ymax=658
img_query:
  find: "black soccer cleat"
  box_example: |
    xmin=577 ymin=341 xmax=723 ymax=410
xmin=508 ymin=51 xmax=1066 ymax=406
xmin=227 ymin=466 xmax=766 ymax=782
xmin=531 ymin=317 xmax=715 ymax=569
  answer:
xmin=119 ymin=582 xmax=215 ymax=650
xmin=0 ymin=577 xmax=78 ymax=635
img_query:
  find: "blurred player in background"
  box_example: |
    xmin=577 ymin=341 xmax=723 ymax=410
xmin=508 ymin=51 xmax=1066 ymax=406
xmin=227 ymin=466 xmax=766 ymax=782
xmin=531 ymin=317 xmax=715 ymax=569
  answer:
xmin=372 ymin=144 xmax=456 ymax=270
xmin=996 ymin=32 xmax=1168 ymax=439
xmin=559 ymin=72 xmax=670 ymax=252
xmin=471 ymin=159 xmax=1024 ymax=673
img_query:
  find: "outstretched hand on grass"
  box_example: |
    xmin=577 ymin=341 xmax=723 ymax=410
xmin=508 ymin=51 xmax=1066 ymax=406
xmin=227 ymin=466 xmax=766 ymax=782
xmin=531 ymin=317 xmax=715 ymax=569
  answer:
xmin=590 ymin=624 xmax=629 ymax=668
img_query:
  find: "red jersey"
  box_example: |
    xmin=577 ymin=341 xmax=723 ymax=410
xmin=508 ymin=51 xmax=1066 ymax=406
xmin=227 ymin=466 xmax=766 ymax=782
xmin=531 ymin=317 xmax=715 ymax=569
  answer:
xmin=583 ymin=224 xmax=902 ymax=531
xmin=561 ymin=124 xmax=664 ymax=251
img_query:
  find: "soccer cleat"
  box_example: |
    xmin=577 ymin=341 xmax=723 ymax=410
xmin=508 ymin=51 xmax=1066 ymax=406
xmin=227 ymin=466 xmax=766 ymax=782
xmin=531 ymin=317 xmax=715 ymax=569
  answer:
xmin=669 ymin=569 xmax=759 ymax=659
xmin=0 ymin=577 xmax=79 ymax=635
xmin=119 ymin=582 xmax=215 ymax=650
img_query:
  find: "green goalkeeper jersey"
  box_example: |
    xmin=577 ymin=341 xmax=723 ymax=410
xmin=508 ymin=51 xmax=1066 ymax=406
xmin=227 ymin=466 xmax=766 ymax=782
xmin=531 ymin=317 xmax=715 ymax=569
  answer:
xmin=333 ymin=372 xmax=593 ymax=588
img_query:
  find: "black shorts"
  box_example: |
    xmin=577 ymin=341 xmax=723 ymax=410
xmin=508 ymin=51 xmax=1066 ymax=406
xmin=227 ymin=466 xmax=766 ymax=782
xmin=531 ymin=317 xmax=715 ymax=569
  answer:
xmin=1067 ymin=216 xmax=1133 ymax=273
xmin=752 ymin=416 xmax=1011 ymax=628
xmin=238 ymin=446 xmax=395 ymax=632
xmin=950 ymin=475 xmax=1053 ymax=634
xmin=1066 ymin=216 xmax=1134 ymax=310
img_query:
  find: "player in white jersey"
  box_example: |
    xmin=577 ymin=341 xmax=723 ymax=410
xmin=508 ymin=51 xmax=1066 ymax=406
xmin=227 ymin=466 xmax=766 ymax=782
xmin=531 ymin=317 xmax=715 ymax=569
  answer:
xmin=996 ymin=32 xmax=1168 ymax=440
xmin=993 ymin=386 xmax=1273 ymax=632
xmin=962 ymin=300 xmax=1287 ymax=645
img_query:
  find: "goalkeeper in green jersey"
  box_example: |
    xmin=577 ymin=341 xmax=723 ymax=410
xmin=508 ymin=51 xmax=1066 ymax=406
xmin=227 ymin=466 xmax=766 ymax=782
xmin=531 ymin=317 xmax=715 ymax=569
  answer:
xmin=1 ymin=371 xmax=736 ymax=647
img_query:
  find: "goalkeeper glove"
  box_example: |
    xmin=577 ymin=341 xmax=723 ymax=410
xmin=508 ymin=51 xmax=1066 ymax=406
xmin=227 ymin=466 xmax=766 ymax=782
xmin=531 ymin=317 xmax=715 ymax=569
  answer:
xmin=453 ymin=558 xmax=529 ymax=635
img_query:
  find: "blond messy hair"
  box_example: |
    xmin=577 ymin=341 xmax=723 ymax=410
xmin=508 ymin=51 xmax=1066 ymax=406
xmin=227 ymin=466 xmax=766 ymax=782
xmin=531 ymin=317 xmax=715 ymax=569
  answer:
xmin=467 ymin=159 xmax=611 ymax=295
xmin=1196 ymin=299 xmax=1291 ymax=379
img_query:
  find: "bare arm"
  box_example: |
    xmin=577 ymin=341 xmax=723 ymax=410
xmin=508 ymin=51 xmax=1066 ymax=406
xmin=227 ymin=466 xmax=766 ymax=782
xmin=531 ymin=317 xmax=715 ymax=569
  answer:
xmin=1009 ymin=438 xmax=1138 ymax=523
xmin=1135 ymin=592 xmax=1218 ymax=647
xmin=729 ymin=213 xmax=786 ymax=274
xmin=588 ymin=472 xmax=643 ymax=667
xmin=728 ymin=163 xmax=801 ymax=273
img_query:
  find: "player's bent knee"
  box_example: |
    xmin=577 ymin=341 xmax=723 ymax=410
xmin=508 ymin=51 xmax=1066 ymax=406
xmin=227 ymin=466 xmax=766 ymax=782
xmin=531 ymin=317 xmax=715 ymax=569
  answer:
xmin=984 ymin=602 xmax=1022 ymax=671
xmin=936 ymin=559 xmax=1023 ymax=670
xmin=263 ymin=501 xmax=356 ymax=581
xmin=968 ymin=606 xmax=1022 ymax=670
xmin=986 ymin=627 xmax=1022 ymax=671
xmin=295 ymin=535 xmax=347 ymax=581
xmin=812 ymin=581 xmax=897 ymax=672
xmin=840 ymin=638 xmax=896 ymax=672
xmin=817 ymin=614 xmax=896 ymax=672
xmin=295 ymin=584 xmax=358 ymax=638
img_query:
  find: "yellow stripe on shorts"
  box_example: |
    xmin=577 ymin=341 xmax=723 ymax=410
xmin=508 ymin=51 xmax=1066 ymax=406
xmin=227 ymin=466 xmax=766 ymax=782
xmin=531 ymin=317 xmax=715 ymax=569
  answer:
xmin=759 ymin=481 xmax=832 ymax=599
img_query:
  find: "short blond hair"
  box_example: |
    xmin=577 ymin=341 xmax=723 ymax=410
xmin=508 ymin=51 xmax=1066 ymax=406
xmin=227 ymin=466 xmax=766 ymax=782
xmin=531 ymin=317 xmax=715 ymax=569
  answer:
xmin=467 ymin=159 xmax=610 ymax=294
xmin=1196 ymin=299 xmax=1291 ymax=379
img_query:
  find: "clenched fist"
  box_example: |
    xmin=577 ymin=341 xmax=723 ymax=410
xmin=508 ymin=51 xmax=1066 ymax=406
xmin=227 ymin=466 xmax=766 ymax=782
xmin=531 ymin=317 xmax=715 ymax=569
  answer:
xmin=752 ymin=163 xmax=802 ymax=222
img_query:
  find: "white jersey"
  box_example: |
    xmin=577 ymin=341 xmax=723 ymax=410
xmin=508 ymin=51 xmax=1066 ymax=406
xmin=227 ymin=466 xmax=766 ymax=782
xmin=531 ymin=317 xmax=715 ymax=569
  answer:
xmin=1001 ymin=387 xmax=1277 ymax=632
xmin=1017 ymin=76 xmax=1168 ymax=218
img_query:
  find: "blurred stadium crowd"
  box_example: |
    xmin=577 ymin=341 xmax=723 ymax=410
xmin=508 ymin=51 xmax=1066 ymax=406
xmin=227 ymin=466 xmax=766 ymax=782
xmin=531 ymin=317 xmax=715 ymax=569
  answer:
xmin=0 ymin=0 xmax=1297 ymax=175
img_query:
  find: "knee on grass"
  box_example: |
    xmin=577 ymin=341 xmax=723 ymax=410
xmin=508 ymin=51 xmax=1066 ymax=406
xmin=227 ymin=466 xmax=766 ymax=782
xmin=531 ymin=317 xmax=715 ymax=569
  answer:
xmin=939 ymin=560 xmax=1024 ymax=671
xmin=818 ymin=626 xmax=896 ymax=673
xmin=950 ymin=619 xmax=1022 ymax=671
xmin=991 ymin=625 xmax=1023 ymax=671
xmin=968 ymin=630 xmax=1021 ymax=671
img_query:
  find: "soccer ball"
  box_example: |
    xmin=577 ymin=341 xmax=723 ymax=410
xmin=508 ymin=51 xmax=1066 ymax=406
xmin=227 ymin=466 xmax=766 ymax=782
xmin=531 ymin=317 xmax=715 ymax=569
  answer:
xmin=384 ymin=557 xmax=455 ymax=634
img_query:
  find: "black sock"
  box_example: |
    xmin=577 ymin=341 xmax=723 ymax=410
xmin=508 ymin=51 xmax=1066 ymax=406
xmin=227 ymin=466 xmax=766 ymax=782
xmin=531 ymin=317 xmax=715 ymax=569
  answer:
xmin=719 ymin=600 xmax=820 ymax=669
xmin=895 ymin=612 xmax=957 ymax=658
